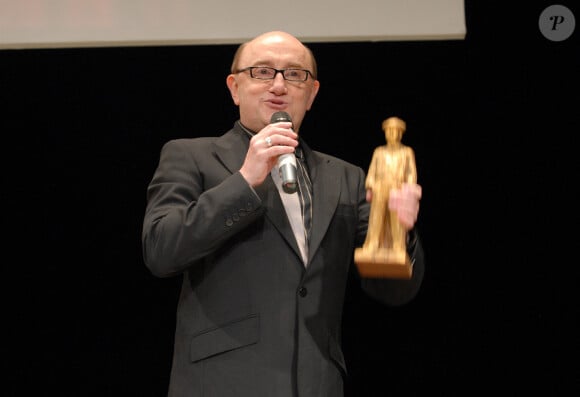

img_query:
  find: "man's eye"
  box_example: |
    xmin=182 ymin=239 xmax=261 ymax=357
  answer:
xmin=256 ymin=68 xmax=272 ymax=76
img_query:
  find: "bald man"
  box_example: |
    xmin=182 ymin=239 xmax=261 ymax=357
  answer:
xmin=142 ymin=31 xmax=424 ymax=397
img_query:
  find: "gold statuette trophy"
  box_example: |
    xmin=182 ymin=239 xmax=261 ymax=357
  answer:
xmin=355 ymin=116 xmax=417 ymax=279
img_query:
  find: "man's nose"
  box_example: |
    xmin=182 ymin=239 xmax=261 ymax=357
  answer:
xmin=270 ymin=73 xmax=288 ymax=93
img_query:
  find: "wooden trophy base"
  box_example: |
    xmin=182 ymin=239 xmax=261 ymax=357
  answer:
xmin=354 ymin=248 xmax=413 ymax=279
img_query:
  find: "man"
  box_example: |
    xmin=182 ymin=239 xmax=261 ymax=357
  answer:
xmin=142 ymin=30 xmax=424 ymax=397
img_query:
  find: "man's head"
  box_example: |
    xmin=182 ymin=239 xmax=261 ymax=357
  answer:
xmin=226 ymin=31 xmax=320 ymax=133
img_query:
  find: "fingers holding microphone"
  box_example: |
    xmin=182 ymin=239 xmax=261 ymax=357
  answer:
xmin=260 ymin=123 xmax=297 ymax=151
xmin=239 ymin=119 xmax=298 ymax=188
xmin=258 ymin=120 xmax=298 ymax=156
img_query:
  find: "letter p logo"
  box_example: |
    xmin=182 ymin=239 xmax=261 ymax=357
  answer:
xmin=539 ymin=5 xmax=575 ymax=41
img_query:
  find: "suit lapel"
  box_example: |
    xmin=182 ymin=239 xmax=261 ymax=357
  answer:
xmin=213 ymin=124 xmax=303 ymax=262
xmin=301 ymin=142 xmax=341 ymax=264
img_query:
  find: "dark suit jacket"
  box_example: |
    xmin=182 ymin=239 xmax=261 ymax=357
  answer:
xmin=142 ymin=122 xmax=424 ymax=397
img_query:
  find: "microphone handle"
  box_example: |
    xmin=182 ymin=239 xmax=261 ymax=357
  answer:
xmin=278 ymin=153 xmax=297 ymax=194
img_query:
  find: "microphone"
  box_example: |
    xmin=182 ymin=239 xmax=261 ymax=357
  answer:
xmin=270 ymin=111 xmax=297 ymax=194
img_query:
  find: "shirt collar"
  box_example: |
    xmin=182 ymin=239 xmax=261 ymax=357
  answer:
xmin=237 ymin=120 xmax=255 ymax=138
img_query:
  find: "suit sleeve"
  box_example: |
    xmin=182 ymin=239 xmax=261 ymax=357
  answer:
xmin=358 ymin=229 xmax=425 ymax=306
xmin=142 ymin=139 xmax=264 ymax=278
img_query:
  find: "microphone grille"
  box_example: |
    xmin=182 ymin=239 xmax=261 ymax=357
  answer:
xmin=270 ymin=111 xmax=292 ymax=123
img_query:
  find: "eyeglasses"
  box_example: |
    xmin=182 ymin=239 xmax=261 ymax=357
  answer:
xmin=236 ymin=66 xmax=312 ymax=82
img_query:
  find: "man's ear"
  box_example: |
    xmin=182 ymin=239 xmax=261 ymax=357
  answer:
xmin=306 ymin=80 xmax=320 ymax=111
xmin=226 ymin=74 xmax=240 ymax=105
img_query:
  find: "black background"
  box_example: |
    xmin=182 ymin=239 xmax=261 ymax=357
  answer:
xmin=2 ymin=1 xmax=579 ymax=396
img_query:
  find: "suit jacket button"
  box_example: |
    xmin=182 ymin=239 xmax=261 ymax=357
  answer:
xmin=232 ymin=213 xmax=240 ymax=221
xmin=225 ymin=218 xmax=233 ymax=226
xmin=298 ymin=287 xmax=307 ymax=297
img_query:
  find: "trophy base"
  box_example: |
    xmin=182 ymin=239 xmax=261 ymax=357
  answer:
xmin=354 ymin=248 xmax=413 ymax=279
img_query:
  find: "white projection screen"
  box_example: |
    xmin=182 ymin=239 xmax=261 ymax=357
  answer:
xmin=0 ymin=0 xmax=465 ymax=49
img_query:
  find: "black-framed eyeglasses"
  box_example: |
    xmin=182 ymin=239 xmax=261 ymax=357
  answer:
xmin=236 ymin=66 xmax=312 ymax=82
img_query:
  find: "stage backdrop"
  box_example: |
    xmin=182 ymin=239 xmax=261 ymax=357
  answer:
xmin=0 ymin=0 xmax=465 ymax=49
